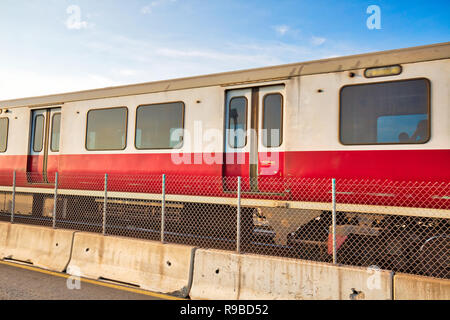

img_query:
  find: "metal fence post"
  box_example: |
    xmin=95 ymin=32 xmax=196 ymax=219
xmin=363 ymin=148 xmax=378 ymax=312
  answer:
xmin=332 ymin=178 xmax=337 ymax=264
xmin=103 ymin=173 xmax=108 ymax=236
xmin=236 ymin=176 xmax=241 ymax=254
xmin=52 ymin=172 xmax=58 ymax=229
xmin=161 ymin=174 xmax=166 ymax=243
xmin=11 ymin=171 xmax=16 ymax=224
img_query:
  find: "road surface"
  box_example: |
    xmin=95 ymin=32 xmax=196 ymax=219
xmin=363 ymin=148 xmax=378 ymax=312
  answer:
xmin=0 ymin=260 xmax=181 ymax=300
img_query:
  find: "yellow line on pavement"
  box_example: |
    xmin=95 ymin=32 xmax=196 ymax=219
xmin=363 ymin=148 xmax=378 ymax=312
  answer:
xmin=0 ymin=260 xmax=186 ymax=300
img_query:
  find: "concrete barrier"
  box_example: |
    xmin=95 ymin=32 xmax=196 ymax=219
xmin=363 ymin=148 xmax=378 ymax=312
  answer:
xmin=0 ymin=222 xmax=75 ymax=272
xmin=190 ymin=249 xmax=393 ymax=300
xmin=0 ymin=222 xmax=9 ymax=257
xmin=67 ymin=232 xmax=195 ymax=297
xmin=394 ymin=273 xmax=450 ymax=300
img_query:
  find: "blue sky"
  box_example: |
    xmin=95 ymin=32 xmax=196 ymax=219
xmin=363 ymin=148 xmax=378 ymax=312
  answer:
xmin=0 ymin=0 xmax=448 ymax=100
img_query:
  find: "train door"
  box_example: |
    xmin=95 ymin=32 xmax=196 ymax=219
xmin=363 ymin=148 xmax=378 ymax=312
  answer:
xmin=257 ymin=85 xmax=285 ymax=193
xmin=27 ymin=108 xmax=61 ymax=183
xmin=223 ymin=85 xmax=284 ymax=193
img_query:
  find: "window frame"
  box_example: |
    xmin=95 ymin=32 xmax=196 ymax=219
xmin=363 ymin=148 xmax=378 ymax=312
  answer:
xmin=339 ymin=77 xmax=431 ymax=146
xmin=227 ymin=96 xmax=248 ymax=149
xmin=33 ymin=114 xmax=45 ymax=153
xmin=85 ymin=106 xmax=129 ymax=151
xmin=134 ymin=101 xmax=185 ymax=150
xmin=50 ymin=112 xmax=61 ymax=152
xmin=0 ymin=117 xmax=9 ymax=153
xmin=262 ymin=92 xmax=284 ymax=148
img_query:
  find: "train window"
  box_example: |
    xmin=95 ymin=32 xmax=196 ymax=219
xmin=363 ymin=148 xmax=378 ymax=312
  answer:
xmin=262 ymin=93 xmax=283 ymax=148
xmin=33 ymin=115 xmax=45 ymax=152
xmin=340 ymin=78 xmax=430 ymax=145
xmin=0 ymin=118 xmax=8 ymax=153
xmin=51 ymin=113 xmax=61 ymax=152
xmin=135 ymin=102 xmax=184 ymax=149
xmin=228 ymin=97 xmax=247 ymax=148
xmin=86 ymin=107 xmax=128 ymax=151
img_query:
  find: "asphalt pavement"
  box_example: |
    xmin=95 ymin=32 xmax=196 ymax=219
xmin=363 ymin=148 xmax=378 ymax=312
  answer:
xmin=0 ymin=260 xmax=177 ymax=300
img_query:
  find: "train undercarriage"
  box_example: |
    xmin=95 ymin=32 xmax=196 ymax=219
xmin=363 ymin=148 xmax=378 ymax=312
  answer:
xmin=0 ymin=191 xmax=448 ymax=279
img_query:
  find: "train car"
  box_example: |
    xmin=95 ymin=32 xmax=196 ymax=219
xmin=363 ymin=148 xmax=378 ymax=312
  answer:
xmin=0 ymin=42 xmax=449 ymax=274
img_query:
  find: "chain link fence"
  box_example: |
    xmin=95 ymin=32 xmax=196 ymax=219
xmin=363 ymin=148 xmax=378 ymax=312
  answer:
xmin=0 ymin=172 xmax=448 ymax=279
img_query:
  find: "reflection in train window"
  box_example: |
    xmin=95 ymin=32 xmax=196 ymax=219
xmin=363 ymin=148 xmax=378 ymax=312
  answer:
xmin=86 ymin=107 xmax=128 ymax=151
xmin=228 ymin=97 xmax=247 ymax=149
xmin=33 ymin=115 xmax=45 ymax=152
xmin=51 ymin=113 xmax=61 ymax=152
xmin=377 ymin=114 xmax=428 ymax=143
xmin=0 ymin=118 xmax=8 ymax=153
xmin=135 ymin=102 xmax=184 ymax=149
xmin=263 ymin=93 xmax=283 ymax=148
xmin=340 ymin=79 xmax=430 ymax=145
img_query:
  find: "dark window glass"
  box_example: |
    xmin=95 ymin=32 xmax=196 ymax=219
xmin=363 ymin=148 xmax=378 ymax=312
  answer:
xmin=86 ymin=108 xmax=127 ymax=150
xmin=51 ymin=113 xmax=61 ymax=152
xmin=136 ymin=102 xmax=184 ymax=149
xmin=228 ymin=97 xmax=247 ymax=148
xmin=340 ymin=79 xmax=430 ymax=145
xmin=33 ymin=115 xmax=45 ymax=152
xmin=0 ymin=118 xmax=8 ymax=153
xmin=263 ymin=93 xmax=283 ymax=147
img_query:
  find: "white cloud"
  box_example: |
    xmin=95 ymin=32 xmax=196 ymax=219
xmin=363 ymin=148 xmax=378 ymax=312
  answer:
xmin=311 ymin=36 xmax=326 ymax=46
xmin=0 ymin=70 xmax=119 ymax=100
xmin=274 ymin=25 xmax=290 ymax=36
xmin=85 ymin=34 xmax=348 ymax=79
xmin=141 ymin=6 xmax=152 ymax=14
xmin=115 ymin=69 xmax=139 ymax=77
xmin=141 ymin=0 xmax=177 ymax=14
xmin=0 ymin=32 xmax=355 ymax=100
xmin=155 ymin=47 xmax=272 ymax=63
xmin=322 ymin=54 xmax=339 ymax=59
xmin=86 ymin=35 xmax=292 ymax=69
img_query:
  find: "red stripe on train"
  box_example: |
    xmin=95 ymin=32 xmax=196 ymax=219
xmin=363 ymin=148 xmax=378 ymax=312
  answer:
xmin=0 ymin=149 xmax=448 ymax=180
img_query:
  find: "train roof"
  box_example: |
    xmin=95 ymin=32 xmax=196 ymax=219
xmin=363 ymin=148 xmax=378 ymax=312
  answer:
xmin=1 ymin=42 xmax=449 ymax=109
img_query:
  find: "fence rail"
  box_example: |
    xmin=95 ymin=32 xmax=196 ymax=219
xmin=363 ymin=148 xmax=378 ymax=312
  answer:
xmin=0 ymin=172 xmax=448 ymax=280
